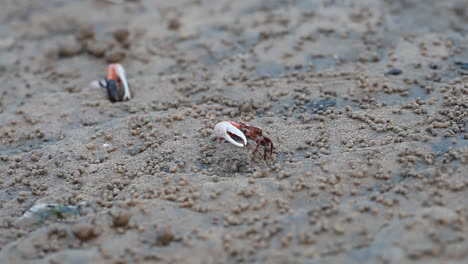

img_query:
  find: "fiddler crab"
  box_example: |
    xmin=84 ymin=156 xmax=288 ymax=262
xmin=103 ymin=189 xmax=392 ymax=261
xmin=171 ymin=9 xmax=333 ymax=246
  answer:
xmin=92 ymin=63 xmax=131 ymax=102
xmin=214 ymin=121 xmax=274 ymax=160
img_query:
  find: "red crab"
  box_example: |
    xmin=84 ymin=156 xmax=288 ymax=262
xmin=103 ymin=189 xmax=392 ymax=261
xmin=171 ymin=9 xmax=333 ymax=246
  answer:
xmin=96 ymin=63 xmax=131 ymax=102
xmin=214 ymin=121 xmax=274 ymax=160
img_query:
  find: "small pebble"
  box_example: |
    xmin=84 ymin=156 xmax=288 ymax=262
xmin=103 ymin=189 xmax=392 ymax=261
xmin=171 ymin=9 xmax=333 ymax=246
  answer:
xmin=385 ymin=68 xmax=402 ymax=76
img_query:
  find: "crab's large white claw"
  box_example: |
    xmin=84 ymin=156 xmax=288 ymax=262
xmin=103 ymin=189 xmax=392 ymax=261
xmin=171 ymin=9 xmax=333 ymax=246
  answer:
xmin=214 ymin=121 xmax=247 ymax=147
xmin=113 ymin=63 xmax=131 ymax=100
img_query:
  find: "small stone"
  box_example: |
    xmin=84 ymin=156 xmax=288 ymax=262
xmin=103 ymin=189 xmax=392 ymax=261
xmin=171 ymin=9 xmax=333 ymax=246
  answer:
xmin=429 ymin=63 xmax=439 ymax=70
xmin=111 ymin=209 xmax=131 ymax=227
xmin=168 ymin=19 xmax=181 ymax=31
xmin=105 ymin=49 xmax=126 ymax=63
xmin=455 ymin=61 xmax=468 ymax=70
xmin=240 ymin=103 xmax=252 ymax=112
xmin=86 ymin=41 xmax=106 ymax=57
xmin=86 ymin=144 xmax=97 ymax=150
xmin=76 ymin=26 xmax=95 ymax=41
xmin=58 ymin=37 xmax=82 ymax=57
xmin=113 ymin=29 xmax=130 ymax=43
xmin=72 ymin=223 xmax=97 ymax=241
xmin=156 ymin=228 xmax=175 ymax=246
xmin=385 ymin=68 xmax=402 ymax=76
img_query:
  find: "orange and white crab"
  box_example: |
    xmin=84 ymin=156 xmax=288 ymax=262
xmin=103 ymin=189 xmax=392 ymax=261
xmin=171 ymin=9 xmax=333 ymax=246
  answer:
xmin=92 ymin=63 xmax=131 ymax=102
xmin=214 ymin=121 xmax=274 ymax=160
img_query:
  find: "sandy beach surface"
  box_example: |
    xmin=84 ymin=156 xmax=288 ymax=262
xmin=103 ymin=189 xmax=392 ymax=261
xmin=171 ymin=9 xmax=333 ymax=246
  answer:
xmin=0 ymin=0 xmax=467 ymax=263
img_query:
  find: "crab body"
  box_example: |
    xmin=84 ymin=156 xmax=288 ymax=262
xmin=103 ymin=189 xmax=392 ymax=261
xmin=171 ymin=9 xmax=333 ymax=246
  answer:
xmin=98 ymin=63 xmax=131 ymax=102
xmin=104 ymin=79 xmax=120 ymax=102
xmin=214 ymin=121 xmax=274 ymax=160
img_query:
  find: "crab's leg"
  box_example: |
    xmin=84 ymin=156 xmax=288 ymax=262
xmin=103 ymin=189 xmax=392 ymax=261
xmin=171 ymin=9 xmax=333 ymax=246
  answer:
xmin=267 ymin=139 xmax=274 ymax=156
xmin=252 ymin=140 xmax=260 ymax=157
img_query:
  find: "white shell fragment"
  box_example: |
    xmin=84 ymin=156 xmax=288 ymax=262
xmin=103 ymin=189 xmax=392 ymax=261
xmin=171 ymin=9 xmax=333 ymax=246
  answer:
xmin=14 ymin=203 xmax=83 ymax=227
xmin=214 ymin=121 xmax=247 ymax=147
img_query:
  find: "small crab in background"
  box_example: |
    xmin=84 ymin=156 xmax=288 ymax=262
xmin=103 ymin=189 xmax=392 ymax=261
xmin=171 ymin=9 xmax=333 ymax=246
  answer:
xmin=214 ymin=121 xmax=274 ymax=160
xmin=92 ymin=63 xmax=131 ymax=102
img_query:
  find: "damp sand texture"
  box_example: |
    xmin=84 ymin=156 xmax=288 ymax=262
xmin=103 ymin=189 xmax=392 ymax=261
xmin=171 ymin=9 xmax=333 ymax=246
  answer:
xmin=0 ymin=0 xmax=467 ymax=263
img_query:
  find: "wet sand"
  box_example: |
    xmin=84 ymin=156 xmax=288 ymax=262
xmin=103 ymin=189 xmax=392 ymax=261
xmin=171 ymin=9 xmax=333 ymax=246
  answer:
xmin=0 ymin=0 xmax=467 ymax=263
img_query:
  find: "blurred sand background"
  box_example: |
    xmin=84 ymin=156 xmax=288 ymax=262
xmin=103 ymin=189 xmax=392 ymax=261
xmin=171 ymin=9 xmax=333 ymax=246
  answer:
xmin=0 ymin=0 xmax=467 ymax=263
